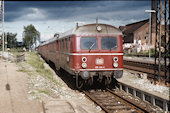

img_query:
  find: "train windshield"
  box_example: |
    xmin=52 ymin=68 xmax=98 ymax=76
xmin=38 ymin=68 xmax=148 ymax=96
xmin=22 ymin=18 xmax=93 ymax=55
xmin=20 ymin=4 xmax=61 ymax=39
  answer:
xmin=81 ymin=37 xmax=98 ymax=50
xmin=101 ymin=37 xmax=117 ymax=50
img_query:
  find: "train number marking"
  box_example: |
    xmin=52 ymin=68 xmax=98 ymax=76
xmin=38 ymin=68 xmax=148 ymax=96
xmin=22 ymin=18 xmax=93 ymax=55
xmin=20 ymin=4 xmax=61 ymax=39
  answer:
xmin=95 ymin=66 xmax=105 ymax=69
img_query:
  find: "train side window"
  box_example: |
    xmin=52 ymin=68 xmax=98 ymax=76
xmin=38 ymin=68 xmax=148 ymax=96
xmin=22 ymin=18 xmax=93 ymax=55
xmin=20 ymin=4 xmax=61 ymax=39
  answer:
xmin=62 ymin=40 xmax=64 ymax=50
xmin=60 ymin=40 xmax=62 ymax=50
xmin=59 ymin=40 xmax=60 ymax=50
xmin=56 ymin=41 xmax=58 ymax=51
xmin=53 ymin=42 xmax=55 ymax=51
xmin=58 ymin=41 xmax=59 ymax=50
xmin=66 ymin=38 xmax=68 ymax=50
xmin=70 ymin=38 xmax=73 ymax=52
xmin=68 ymin=37 xmax=70 ymax=52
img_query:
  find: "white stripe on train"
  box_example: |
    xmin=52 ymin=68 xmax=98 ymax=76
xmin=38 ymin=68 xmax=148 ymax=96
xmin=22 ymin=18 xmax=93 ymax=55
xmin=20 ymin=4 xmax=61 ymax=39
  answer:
xmin=71 ymin=68 xmax=123 ymax=71
xmin=58 ymin=52 xmax=123 ymax=56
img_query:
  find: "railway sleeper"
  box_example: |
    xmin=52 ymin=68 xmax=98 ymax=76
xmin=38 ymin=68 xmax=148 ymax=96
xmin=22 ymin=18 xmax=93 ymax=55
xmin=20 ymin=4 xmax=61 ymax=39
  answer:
xmin=102 ymin=103 xmax=125 ymax=106
xmin=107 ymin=106 xmax=131 ymax=111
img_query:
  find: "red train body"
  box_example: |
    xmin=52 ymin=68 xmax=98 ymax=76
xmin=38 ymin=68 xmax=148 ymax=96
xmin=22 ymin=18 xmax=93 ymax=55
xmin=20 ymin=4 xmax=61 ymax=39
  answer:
xmin=38 ymin=23 xmax=123 ymax=88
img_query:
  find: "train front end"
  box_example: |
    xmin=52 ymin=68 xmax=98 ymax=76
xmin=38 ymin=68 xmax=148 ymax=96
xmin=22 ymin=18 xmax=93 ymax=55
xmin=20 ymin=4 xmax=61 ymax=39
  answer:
xmin=72 ymin=24 xmax=123 ymax=88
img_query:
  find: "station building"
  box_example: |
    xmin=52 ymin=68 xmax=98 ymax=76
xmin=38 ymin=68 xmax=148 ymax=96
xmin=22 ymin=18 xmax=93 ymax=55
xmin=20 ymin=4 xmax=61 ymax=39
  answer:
xmin=119 ymin=19 xmax=169 ymax=53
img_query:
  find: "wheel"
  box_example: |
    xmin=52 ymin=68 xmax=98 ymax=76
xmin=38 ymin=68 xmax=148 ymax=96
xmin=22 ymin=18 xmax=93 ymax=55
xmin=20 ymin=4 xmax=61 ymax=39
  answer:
xmin=76 ymin=74 xmax=84 ymax=89
xmin=87 ymin=77 xmax=93 ymax=86
xmin=105 ymin=76 xmax=112 ymax=87
xmin=98 ymin=74 xmax=103 ymax=83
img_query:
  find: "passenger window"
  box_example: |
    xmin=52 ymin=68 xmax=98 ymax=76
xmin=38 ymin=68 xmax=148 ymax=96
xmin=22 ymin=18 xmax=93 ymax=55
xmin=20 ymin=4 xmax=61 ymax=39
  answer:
xmin=66 ymin=39 xmax=68 ymax=50
xmin=81 ymin=37 xmax=97 ymax=50
xmin=70 ymin=38 xmax=73 ymax=52
xmin=62 ymin=40 xmax=64 ymax=50
xmin=58 ymin=41 xmax=60 ymax=50
xmin=101 ymin=37 xmax=117 ymax=50
xmin=56 ymin=41 xmax=58 ymax=51
xmin=59 ymin=40 xmax=61 ymax=50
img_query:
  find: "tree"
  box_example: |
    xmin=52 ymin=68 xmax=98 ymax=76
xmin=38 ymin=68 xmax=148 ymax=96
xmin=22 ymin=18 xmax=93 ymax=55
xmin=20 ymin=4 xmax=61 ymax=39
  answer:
xmin=0 ymin=32 xmax=17 ymax=48
xmin=6 ymin=32 xmax=18 ymax=48
xmin=22 ymin=24 xmax=40 ymax=49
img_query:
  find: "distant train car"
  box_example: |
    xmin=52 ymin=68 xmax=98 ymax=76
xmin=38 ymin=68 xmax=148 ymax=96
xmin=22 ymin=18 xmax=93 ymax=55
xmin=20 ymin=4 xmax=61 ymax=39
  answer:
xmin=38 ymin=23 xmax=123 ymax=88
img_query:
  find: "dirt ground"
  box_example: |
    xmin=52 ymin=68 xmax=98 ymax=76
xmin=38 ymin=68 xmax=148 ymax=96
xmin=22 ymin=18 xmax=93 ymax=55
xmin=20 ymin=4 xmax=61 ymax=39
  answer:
xmin=0 ymin=53 xmax=103 ymax=113
xmin=0 ymin=59 xmax=43 ymax=113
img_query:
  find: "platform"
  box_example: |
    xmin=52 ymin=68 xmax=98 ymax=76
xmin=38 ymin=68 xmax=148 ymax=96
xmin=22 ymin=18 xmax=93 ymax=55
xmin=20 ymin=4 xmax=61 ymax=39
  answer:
xmin=0 ymin=59 xmax=43 ymax=113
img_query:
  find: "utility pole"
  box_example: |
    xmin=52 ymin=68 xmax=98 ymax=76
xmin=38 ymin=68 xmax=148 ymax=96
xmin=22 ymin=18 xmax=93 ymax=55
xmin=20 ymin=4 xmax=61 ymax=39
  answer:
xmin=1 ymin=0 xmax=4 ymax=52
xmin=145 ymin=10 xmax=156 ymax=59
xmin=158 ymin=0 xmax=162 ymax=83
xmin=154 ymin=0 xmax=169 ymax=85
xmin=163 ymin=0 xmax=167 ymax=84
xmin=2 ymin=0 xmax=4 ymax=51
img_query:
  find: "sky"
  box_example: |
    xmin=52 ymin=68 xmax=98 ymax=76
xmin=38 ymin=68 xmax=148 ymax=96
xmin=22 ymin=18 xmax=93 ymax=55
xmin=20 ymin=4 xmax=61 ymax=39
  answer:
xmin=4 ymin=1 xmax=151 ymax=42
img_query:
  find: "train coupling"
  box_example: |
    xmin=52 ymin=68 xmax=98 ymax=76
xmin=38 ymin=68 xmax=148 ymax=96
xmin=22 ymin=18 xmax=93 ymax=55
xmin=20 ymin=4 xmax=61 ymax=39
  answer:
xmin=80 ymin=71 xmax=90 ymax=80
xmin=114 ymin=70 xmax=123 ymax=79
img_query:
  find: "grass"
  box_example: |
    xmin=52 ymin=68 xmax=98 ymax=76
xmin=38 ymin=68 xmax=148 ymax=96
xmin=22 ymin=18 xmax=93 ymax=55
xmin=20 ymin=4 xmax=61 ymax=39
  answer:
xmin=17 ymin=63 xmax=30 ymax=72
xmin=15 ymin=51 xmax=61 ymax=98
xmin=8 ymin=48 xmax=24 ymax=57
xmin=17 ymin=66 xmax=28 ymax=72
xmin=26 ymin=52 xmax=59 ymax=86
xmin=30 ymin=91 xmax=36 ymax=95
xmin=37 ymin=89 xmax=49 ymax=95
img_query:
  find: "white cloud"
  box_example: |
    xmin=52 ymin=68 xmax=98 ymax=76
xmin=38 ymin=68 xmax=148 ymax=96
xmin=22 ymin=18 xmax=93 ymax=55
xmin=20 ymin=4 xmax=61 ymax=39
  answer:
xmin=5 ymin=20 xmax=75 ymax=42
xmin=4 ymin=1 xmax=149 ymax=42
xmin=5 ymin=17 xmax=145 ymax=42
xmin=15 ymin=8 xmax=47 ymax=21
xmin=41 ymin=33 xmax=54 ymax=41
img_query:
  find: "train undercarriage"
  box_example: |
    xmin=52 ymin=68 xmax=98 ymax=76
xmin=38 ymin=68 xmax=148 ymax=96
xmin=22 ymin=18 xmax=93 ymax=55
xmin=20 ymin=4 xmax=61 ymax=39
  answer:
xmin=75 ymin=70 xmax=123 ymax=89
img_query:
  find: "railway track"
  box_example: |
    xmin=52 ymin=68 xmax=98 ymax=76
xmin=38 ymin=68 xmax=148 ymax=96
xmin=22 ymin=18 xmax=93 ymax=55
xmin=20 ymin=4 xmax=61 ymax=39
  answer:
xmin=46 ymin=58 xmax=168 ymax=112
xmin=123 ymin=59 xmax=169 ymax=82
xmin=83 ymin=89 xmax=154 ymax=113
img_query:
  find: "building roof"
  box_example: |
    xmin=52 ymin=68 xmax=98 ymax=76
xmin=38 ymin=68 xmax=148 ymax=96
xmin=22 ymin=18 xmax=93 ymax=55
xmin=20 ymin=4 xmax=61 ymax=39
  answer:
xmin=119 ymin=19 xmax=149 ymax=34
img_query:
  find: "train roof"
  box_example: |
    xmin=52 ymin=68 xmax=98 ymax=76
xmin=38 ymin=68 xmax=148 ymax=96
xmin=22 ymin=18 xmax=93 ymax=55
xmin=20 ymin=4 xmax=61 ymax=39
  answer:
xmin=40 ymin=23 xmax=122 ymax=46
xmin=59 ymin=23 xmax=122 ymax=38
xmin=40 ymin=37 xmax=58 ymax=46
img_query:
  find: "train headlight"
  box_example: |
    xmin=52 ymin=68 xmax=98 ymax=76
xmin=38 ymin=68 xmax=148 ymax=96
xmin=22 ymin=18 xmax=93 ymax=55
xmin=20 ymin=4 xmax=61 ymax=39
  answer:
xmin=82 ymin=63 xmax=87 ymax=68
xmin=82 ymin=57 xmax=87 ymax=62
xmin=96 ymin=25 xmax=102 ymax=32
xmin=113 ymin=57 xmax=118 ymax=62
xmin=113 ymin=62 xmax=118 ymax=68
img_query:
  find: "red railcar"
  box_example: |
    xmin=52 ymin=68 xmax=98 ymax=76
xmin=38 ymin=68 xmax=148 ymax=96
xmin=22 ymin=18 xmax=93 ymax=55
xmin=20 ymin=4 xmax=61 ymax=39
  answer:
xmin=38 ymin=23 xmax=123 ymax=88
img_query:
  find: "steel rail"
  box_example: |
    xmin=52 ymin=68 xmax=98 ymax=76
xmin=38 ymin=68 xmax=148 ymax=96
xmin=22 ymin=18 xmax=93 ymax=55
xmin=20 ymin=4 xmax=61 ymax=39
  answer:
xmin=106 ymin=89 xmax=149 ymax=113
xmin=83 ymin=90 xmax=149 ymax=113
xmin=82 ymin=90 xmax=111 ymax=113
xmin=123 ymin=60 xmax=169 ymax=80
